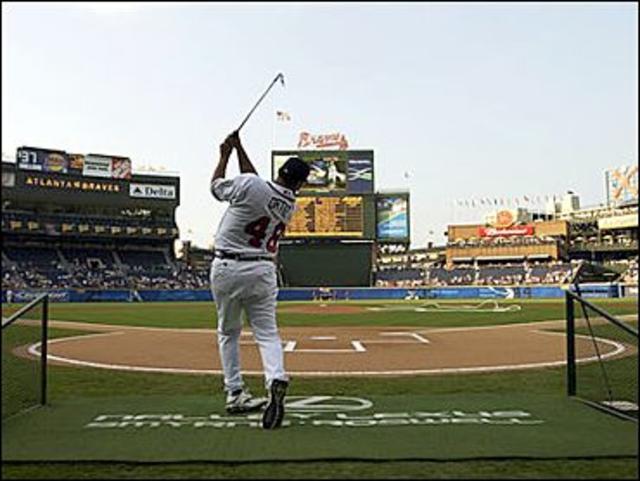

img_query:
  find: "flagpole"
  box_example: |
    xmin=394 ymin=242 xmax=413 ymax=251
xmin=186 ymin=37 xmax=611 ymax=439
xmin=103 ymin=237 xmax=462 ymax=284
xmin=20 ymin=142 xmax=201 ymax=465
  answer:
xmin=271 ymin=94 xmax=276 ymax=154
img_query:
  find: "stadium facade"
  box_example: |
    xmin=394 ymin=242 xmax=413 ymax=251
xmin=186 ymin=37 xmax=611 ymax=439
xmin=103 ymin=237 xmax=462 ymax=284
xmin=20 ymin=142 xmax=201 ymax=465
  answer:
xmin=2 ymin=147 xmax=183 ymax=295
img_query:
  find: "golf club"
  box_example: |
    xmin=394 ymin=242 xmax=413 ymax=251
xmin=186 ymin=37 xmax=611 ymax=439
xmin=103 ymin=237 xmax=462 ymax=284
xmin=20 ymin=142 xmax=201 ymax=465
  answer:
xmin=237 ymin=73 xmax=285 ymax=132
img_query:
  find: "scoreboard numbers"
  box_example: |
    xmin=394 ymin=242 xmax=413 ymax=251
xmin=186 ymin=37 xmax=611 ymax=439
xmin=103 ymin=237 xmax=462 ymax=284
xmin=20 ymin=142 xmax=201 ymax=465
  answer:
xmin=286 ymin=196 xmax=364 ymax=237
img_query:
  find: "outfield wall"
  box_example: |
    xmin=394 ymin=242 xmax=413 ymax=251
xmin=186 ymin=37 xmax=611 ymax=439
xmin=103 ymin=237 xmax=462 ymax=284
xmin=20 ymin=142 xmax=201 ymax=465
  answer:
xmin=2 ymin=283 xmax=634 ymax=304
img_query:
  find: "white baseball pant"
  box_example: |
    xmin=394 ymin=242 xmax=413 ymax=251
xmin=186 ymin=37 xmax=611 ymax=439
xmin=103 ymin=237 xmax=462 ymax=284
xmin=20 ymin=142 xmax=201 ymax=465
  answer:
xmin=210 ymin=257 xmax=288 ymax=393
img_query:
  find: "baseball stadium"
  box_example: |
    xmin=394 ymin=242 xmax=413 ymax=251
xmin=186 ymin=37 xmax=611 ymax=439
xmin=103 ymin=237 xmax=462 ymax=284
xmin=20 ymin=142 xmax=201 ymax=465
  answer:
xmin=2 ymin=3 xmax=639 ymax=480
xmin=1 ymin=144 xmax=638 ymax=479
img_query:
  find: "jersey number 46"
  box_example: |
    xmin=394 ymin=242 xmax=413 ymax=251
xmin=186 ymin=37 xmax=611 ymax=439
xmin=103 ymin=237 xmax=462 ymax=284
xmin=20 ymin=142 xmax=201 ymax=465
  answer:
xmin=244 ymin=216 xmax=286 ymax=253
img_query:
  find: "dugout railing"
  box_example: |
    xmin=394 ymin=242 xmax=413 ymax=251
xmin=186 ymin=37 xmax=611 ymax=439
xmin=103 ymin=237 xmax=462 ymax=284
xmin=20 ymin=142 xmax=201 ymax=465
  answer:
xmin=565 ymin=289 xmax=638 ymax=422
xmin=2 ymin=293 xmax=49 ymax=419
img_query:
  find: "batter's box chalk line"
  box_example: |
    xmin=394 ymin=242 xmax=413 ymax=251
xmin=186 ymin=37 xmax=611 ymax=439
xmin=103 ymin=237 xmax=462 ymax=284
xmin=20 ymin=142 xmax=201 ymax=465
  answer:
xmin=283 ymin=340 xmax=366 ymax=353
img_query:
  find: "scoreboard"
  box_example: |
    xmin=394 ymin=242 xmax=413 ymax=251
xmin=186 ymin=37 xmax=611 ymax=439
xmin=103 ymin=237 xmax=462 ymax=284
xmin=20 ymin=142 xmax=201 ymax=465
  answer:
xmin=286 ymin=196 xmax=364 ymax=238
xmin=274 ymin=150 xmax=377 ymax=240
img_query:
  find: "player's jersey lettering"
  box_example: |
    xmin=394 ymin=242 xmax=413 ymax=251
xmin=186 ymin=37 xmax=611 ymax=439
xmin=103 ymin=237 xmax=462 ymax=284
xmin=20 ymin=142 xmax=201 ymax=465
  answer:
xmin=211 ymin=174 xmax=295 ymax=256
xmin=267 ymin=197 xmax=293 ymax=222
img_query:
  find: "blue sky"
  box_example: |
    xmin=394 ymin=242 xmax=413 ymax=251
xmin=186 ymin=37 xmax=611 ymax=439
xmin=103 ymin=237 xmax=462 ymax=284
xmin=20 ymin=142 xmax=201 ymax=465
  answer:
xmin=2 ymin=2 xmax=637 ymax=248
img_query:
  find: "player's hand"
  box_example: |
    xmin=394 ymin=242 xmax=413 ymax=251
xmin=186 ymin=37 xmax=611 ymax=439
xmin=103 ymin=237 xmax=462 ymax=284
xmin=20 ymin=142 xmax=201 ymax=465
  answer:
xmin=220 ymin=138 xmax=233 ymax=157
xmin=226 ymin=130 xmax=241 ymax=148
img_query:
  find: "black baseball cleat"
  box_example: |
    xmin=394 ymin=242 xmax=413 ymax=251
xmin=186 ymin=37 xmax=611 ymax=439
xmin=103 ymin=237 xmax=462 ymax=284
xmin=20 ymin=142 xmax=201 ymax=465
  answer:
xmin=262 ymin=379 xmax=288 ymax=429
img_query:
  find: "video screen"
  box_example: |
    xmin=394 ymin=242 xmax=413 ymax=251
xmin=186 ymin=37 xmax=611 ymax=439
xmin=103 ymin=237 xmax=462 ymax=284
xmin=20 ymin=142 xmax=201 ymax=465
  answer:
xmin=273 ymin=152 xmax=348 ymax=193
xmin=377 ymin=196 xmax=409 ymax=240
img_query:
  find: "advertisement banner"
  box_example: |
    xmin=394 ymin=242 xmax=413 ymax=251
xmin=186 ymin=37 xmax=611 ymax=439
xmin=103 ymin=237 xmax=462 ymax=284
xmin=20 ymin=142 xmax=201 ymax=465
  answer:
xmin=347 ymin=157 xmax=374 ymax=194
xmin=377 ymin=196 xmax=409 ymax=240
xmin=479 ymin=226 xmax=534 ymax=237
xmin=112 ymin=158 xmax=132 ymax=179
xmin=3 ymin=290 xmax=71 ymax=303
xmin=130 ymin=183 xmax=176 ymax=200
xmin=2 ymin=284 xmax=625 ymax=304
xmin=606 ymin=165 xmax=638 ymax=206
xmin=17 ymin=147 xmax=68 ymax=173
xmin=67 ymin=153 xmax=85 ymax=173
xmin=17 ymin=147 xmax=44 ymax=171
xmin=83 ymin=155 xmax=113 ymax=178
xmin=597 ymin=214 xmax=638 ymax=230
xmin=43 ymin=152 xmax=68 ymax=174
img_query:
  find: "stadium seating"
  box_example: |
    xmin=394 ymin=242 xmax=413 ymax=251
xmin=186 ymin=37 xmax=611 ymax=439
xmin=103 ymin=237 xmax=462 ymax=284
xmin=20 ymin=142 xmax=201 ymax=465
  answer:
xmin=374 ymin=261 xmax=582 ymax=287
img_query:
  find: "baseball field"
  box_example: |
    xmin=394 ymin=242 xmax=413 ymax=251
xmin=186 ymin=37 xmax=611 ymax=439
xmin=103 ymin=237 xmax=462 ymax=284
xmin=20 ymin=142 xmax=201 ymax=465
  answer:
xmin=2 ymin=297 xmax=638 ymax=479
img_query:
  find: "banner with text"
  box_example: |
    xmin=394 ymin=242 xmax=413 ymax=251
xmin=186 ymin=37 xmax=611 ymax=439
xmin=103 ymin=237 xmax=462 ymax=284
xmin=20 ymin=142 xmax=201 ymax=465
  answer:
xmin=130 ymin=183 xmax=176 ymax=200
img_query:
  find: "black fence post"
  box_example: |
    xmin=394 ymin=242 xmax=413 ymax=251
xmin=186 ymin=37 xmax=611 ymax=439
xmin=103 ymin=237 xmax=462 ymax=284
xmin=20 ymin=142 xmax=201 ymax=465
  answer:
xmin=565 ymin=291 xmax=576 ymax=396
xmin=41 ymin=295 xmax=49 ymax=406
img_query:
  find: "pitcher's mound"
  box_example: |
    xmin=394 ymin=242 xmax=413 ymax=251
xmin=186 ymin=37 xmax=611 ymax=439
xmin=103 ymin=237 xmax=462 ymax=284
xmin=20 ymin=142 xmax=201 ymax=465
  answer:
xmin=278 ymin=305 xmax=368 ymax=315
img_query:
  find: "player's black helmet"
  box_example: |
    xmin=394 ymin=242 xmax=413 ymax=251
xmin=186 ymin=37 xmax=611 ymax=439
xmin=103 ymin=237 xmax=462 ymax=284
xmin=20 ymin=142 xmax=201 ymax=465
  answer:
xmin=278 ymin=157 xmax=310 ymax=188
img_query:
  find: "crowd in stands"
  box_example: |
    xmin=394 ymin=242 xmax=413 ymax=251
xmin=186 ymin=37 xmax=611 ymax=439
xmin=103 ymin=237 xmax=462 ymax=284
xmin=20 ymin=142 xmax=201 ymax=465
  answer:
xmin=448 ymin=235 xmax=557 ymax=248
xmin=375 ymin=261 xmax=580 ymax=288
xmin=2 ymin=245 xmax=637 ymax=291
xmin=1 ymin=245 xmax=210 ymax=291
xmin=620 ymin=258 xmax=638 ymax=284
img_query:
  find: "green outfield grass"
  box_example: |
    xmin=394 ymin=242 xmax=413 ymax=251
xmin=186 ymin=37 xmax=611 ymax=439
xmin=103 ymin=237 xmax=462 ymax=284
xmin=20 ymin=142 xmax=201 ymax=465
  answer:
xmin=2 ymin=298 xmax=638 ymax=479
xmin=2 ymin=297 xmax=638 ymax=329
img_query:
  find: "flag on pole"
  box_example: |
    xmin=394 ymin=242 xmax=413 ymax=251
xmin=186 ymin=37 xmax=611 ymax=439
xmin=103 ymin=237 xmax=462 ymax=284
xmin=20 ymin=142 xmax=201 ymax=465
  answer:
xmin=276 ymin=110 xmax=291 ymax=121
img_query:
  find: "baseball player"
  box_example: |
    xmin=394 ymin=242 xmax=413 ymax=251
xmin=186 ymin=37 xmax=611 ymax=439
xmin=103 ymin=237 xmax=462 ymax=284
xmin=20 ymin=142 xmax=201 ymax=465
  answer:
xmin=210 ymin=130 xmax=310 ymax=430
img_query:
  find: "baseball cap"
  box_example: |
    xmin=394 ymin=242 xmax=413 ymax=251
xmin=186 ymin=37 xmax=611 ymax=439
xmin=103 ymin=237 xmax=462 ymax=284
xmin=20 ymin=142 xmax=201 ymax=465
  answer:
xmin=279 ymin=157 xmax=310 ymax=185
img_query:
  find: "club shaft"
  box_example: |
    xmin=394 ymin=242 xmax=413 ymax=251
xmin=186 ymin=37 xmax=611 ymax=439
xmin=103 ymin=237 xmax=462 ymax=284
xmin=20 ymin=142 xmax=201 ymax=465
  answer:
xmin=237 ymin=74 xmax=282 ymax=131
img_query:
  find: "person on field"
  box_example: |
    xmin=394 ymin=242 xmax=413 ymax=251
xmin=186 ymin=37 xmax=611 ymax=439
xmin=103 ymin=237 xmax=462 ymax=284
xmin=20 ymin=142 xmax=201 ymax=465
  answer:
xmin=210 ymin=130 xmax=310 ymax=429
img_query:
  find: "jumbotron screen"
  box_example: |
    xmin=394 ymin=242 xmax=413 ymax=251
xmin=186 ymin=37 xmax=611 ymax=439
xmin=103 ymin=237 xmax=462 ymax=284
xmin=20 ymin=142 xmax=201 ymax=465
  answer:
xmin=285 ymin=196 xmax=364 ymax=237
xmin=272 ymin=150 xmax=374 ymax=195
xmin=376 ymin=194 xmax=410 ymax=241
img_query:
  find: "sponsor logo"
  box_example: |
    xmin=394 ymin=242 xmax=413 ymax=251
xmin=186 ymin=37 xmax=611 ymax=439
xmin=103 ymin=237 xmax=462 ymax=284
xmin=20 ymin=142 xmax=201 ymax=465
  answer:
xmin=347 ymin=161 xmax=373 ymax=182
xmin=112 ymin=158 xmax=132 ymax=180
xmin=68 ymin=154 xmax=85 ymax=171
xmin=6 ymin=290 xmax=69 ymax=303
xmin=84 ymin=396 xmax=545 ymax=430
xmin=43 ymin=153 xmax=68 ymax=173
xmin=494 ymin=210 xmax=515 ymax=228
xmin=130 ymin=183 xmax=176 ymax=200
xmin=17 ymin=147 xmax=44 ymax=171
xmin=479 ymin=226 xmax=534 ymax=237
xmin=83 ymin=156 xmax=113 ymax=178
xmin=607 ymin=165 xmax=638 ymax=204
xmin=597 ymin=214 xmax=638 ymax=230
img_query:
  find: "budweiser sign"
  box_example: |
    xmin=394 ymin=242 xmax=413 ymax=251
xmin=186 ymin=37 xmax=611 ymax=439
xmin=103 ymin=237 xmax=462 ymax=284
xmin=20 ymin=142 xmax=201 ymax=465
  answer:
xmin=494 ymin=210 xmax=515 ymax=228
xmin=298 ymin=132 xmax=349 ymax=150
xmin=479 ymin=226 xmax=534 ymax=237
